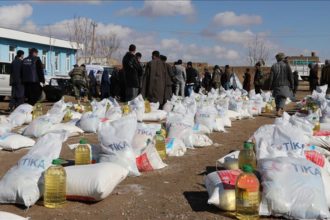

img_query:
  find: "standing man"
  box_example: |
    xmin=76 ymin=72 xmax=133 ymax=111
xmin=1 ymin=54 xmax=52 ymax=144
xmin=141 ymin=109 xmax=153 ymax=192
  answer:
xmin=321 ymin=60 xmax=330 ymax=91
xmin=269 ymin=53 xmax=294 ymax=117
xmin=21 ymin=48 xmax=45 ymax=105
xmin=212 ymin=65 xmax=221 ymax=90
xmin=101 ymin=70 xmax=110 ymax=99
xmin=160 ymin=55 xmax=173 ymax=101
xmin=293 ymin=70 xmax=299 ymax=98
xmin=141 ymin=51 xmax=167 ymax=106
xmin=185 ymin=61 xmax=198 ymax=96
xmin=221 ymin=65 xmax=231 ymax=90
xmin=122 ymin=44 xmax=143 ymax=101
xmin=88 ymin=70 xmax=97 ymax=99
xmin=174 ymin=59 xmax=186 ymax=96
xmin=8 ymin=50 xmax=25 ymax=111
xmin=202 ymin=67 xmax=212 ymax=93
xmin=69 ymin=64 xmax=88 ymax=103
xmin=308 ymin=63 xmax=319 ymax=92
xmin=254 ymin=62 xmax=263 ymax=94
xmin=243 ymin=68 xmax=251 ymax=92
xmin=135 ymin=52 xmax=145 ymax=93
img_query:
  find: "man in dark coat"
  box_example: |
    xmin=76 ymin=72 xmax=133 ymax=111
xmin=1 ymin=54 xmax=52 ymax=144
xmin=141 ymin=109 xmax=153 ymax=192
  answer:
xmin=141 ymin=51 xmax=168 ymax=107
xmin=269 ymin=52 xmax=294 ymax=117
xmin=254 ymin=62 xmax=263 ymax=94
xmin=21 ymin=48 xmax=45 ymax=105
xmin=308 ymin=63 xmax=319 ymax=92
xmin=88 ymin=70 xmax=97 ymax=99
xmin=243 ymin=68 xmax=251 ymax=92
xmin=293 ymin=70 xmax=299 ymax=97
xmin=110 ymin=67 xmax=121 ymax=99
xmin=122 ymin=44 xmax=143 ymax=101
xmin=8 ymin=50 xmax=25 ymax=111
xmin=160 ymin=55 xmax=173 ymax=101
xmin=101 ymin=70 xmax=110 ymax=99
xmin=221 ymin=65 xmax=231 ymax=90
xmin=212 ymin=65 xmax=221 ymax=90
xmin=202 ymin=68 xmax=212 ymax=93
xmin=321 ymin=60 xmax=330 ymax=93
xmin=185 ymin=61 xmax=198 ymax=96
xmin=135 ymin=52 xmax=145 ymax=93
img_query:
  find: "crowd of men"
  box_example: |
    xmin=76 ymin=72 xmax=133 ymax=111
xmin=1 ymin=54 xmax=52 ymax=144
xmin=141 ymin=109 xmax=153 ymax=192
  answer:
xmin=8 ymin=44 xmax=330 ymax=117
xmin=9 ymin=48 xmax=45 ymax=111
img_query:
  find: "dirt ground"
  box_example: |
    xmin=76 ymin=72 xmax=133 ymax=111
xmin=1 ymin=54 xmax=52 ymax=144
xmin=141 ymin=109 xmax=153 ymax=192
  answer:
xmin=0 ymin=91 xmax=308 ymax=220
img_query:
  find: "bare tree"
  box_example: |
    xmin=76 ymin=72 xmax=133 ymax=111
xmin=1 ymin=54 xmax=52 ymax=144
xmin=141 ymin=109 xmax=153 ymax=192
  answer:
xmin=247 ymin=35 xmax=270 ymax=66
xmin=66 ymin=16 xmax=95 ymax=64
xmin=96 ymin=35 xmax=120 ymax=65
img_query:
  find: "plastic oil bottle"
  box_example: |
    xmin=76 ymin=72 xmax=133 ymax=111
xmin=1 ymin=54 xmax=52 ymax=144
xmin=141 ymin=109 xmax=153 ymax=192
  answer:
xmin=145 ymin=100 xmax=151 ymax=113
xmin=122 ymin=104 xmax=131 ymax=115
xmin=235 ymin=164 xmax=260 ymax=220
xmin=160 ymin=124 xmax=167 ymax=139
xmin=63 ymin=106 xmax=72 ymax=122
xmin=155 ymin=131 xmax=167 ymax=160
xmin=238 ymin=142 xmax=257 ymax=170
xmin=44 ymin=159 xmax=66 ymax=208
xmin=32 ymin=103 xmax=43 ymax=119
xmin=84 ymin=101 xmax=93 ymax=112
xmin=312 ymin=117 xmax=321 ymax=132
xmin=75 ymin=139 xmax=91 ymax=165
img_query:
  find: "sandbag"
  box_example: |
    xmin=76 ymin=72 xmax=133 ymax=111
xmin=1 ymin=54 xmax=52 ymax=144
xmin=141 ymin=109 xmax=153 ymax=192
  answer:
xmin=195 ymin=106 xmax=217 ymax=131
xmin=191 ymin=133 xmax=213 ymax=147
xmin=167 ymin=121 xmax=194 ymax=149
xmin=7 ymin=104 xmax=33 ymax=127
xmin=78 ymin=112 xmax=101 ymax=133
xmin=105 ymin=106 xmax=122 ymax=122
xmin=0 ymin=211 xmax=29 ymax=220
xmin=46 ymin=123 xmax=84 ymax=137
xmin=205 ymin=170 xmax=242 ymax=210
xmin=258 ymin=157 xmax=330 ymax=219
xmin=0 ymin=133 xmax=35 ymax=151
xmin=128 ymin=95 xmax=145 ymax=122
xmin=65 ymin=163 xmax=128 ymax=201
xmin=136 ymin=141 xmax=167 ymax=172
xmin=143 ymin=110 xmax=167 ymax=122
xmin=0 ymin=132 xmax=67 ymax=207
xmin=132 ymin=123 xmax=160 ymax=156
xmin=23 ymin=116 xmax=54 ymax=138
xmin=98 ymin=114 xmax=139 ymax=176
xmin=165 ymin=138 xmax=186 ymax=157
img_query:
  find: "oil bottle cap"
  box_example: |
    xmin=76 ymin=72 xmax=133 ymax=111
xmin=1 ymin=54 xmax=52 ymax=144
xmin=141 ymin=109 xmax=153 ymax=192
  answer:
xmin=242 ymin=164 xmax=254 ymax=173
xmin=79 ymin=139 xmax=87 ymax=144
xmin=243 ymin=141 xmax=254 ymax=149
xmin=156 ymin=131 xmax=161 ymax=135
xmin=52 ymin=159 xmax=62 ymax=165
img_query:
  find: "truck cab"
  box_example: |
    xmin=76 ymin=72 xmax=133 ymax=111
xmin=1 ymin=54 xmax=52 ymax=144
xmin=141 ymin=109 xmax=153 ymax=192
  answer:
xmin=0 ymin=62 xmax=11 ymax=100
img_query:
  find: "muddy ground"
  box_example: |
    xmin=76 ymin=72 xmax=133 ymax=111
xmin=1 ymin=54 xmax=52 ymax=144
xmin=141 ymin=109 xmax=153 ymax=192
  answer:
xmin=0 ymin=91 xmax=308 ymax=220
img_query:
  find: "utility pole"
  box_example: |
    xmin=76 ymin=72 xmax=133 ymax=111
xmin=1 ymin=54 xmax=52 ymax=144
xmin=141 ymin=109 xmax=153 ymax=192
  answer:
xmin=90 ymin=21 xmax=97 ymax=64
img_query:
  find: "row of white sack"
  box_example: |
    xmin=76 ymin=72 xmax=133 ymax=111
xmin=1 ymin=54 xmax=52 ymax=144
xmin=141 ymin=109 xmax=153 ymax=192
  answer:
xmin=206 ymin=146 xmax=330 ymax=220
xmin=0 ymin=112 xmax=215 ymax=208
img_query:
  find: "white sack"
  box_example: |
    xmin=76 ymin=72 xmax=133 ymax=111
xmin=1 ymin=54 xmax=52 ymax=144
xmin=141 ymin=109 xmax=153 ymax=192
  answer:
xmin=0 ymin=133 xmax=35 ymax=151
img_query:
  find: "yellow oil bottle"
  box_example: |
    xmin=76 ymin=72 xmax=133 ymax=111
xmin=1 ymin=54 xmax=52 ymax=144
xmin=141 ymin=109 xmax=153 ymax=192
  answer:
xmin=238 ymin=142 xmax=257 ymax=170
xmin=145 ymin=100 xmax=151 ymax=113
xmin=155 ymin=131 xmax=167 ymax=160
xmin=75 ymin=139 xmax=91 ymax=165
xmin=160 ymin=125 xmax=167 ymax=139
xmin=235 ymin=165 xmax=260 ymax=220
xmin=63 ymin=107 xmax=72 ymax=122
xmin=84 ymin=101 xmax=93 ymax=112
xmin=32 ymin=103 xmax=43 ymax=119
xmin=122 ymin=104 xmax=131 ymax=115
xmin=44 ymin=159 xmax=66 ymax=208
xmin=312 ymin=117 xmax=320 ymax=132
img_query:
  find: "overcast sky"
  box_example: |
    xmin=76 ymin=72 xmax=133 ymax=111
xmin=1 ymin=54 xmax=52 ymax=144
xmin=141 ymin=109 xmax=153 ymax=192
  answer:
xmin=0 ymin=0 xmax=329 ymax=65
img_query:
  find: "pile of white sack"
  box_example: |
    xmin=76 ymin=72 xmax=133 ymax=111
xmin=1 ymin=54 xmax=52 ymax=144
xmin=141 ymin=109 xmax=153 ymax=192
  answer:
xmin=205 ymin=84 xmax=330 ymax=219
xmin=0 ymin=87 xmax=276 ymax=216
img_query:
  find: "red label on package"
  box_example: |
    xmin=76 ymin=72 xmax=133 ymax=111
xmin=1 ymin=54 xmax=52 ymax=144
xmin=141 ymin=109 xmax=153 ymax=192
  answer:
xmin=305 ymin=151 xmax=325 ymax=168
xmin=217 ymin=170 xmax=242 ymax=189
xmin=136 ymin=153 xmax=153 ymax=172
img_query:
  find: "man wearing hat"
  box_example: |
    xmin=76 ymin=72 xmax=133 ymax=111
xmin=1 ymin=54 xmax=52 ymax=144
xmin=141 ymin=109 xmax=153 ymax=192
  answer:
xmin=269 ymin=52 xmax=294 ymax=116
xmin=211 ymin=65 xmax=221 ymax=90
xmin=254 ymin=61 xmax=264 ymax=94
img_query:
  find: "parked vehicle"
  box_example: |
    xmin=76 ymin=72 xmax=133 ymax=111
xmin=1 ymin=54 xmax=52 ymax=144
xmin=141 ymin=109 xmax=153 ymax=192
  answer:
xmin=43 ymin=76 xmax=74 ymax=102
xmin=0 ymin=62 xmax=11 ymax=100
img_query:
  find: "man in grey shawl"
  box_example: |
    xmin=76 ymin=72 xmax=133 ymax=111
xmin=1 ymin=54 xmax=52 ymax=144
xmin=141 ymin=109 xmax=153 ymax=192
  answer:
xmin=269 ymin=52 xmax=294 ymax=117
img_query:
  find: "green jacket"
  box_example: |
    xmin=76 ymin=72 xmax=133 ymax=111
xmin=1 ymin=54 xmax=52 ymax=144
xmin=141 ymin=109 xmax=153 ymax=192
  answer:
xmin=69 ymin=67 xmax=87 ymax=82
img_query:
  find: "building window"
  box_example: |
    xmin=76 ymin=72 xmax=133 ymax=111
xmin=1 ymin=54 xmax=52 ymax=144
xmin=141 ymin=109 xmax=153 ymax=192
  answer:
xmin=66 ymin=55 xmax=70 ymax=72
xmin=42 ymin=51 xmax=47 ymax=70
xmin=9 ymin=46 xmax=16 ymax=62
xmin=55 ymin=52 xmax=59 ymax=72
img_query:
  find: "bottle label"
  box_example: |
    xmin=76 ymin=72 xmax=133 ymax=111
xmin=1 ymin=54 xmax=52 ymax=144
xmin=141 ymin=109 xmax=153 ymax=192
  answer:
xmin=237 ymin=189 xmax=259 ymax=207
xmin=305 ymin=150 xmax=325 ymax=168
xmin=136 ymin=153 xmax=153 ymax=172
xmin=166 ymin=138 xmax=174 ymax=150
xmin=217 ymin=170 xmax=241 ymax=190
